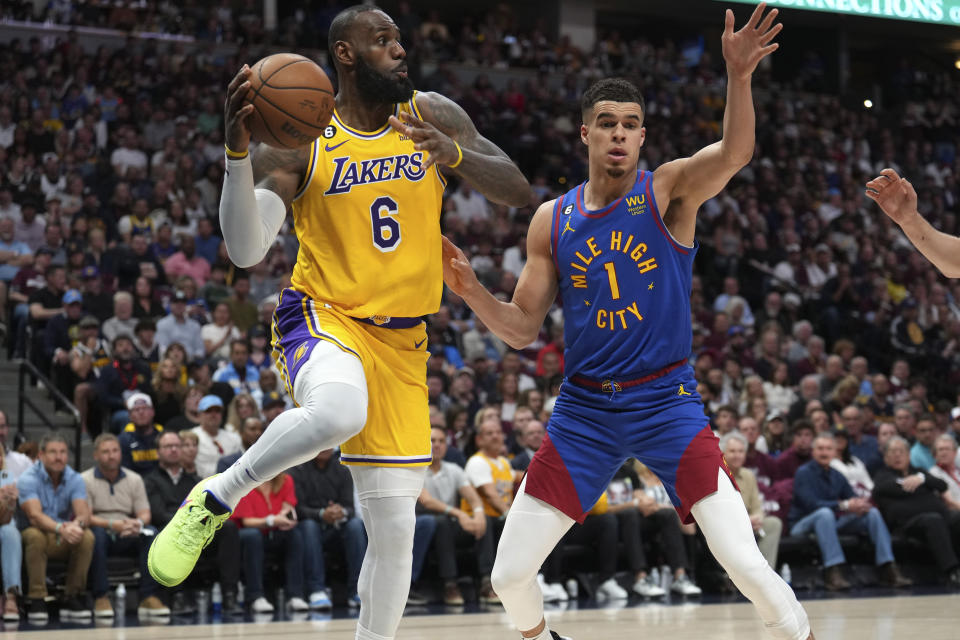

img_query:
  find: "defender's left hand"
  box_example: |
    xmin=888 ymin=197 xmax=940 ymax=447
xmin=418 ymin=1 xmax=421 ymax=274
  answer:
xmin=388 ymin=111 xmax=460 ymax=170
xmin=722 ymin=2 xmax=782 ymax=81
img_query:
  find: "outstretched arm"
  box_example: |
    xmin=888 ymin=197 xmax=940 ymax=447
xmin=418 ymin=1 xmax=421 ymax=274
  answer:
xmin=219 ymin=64 xmax=309 ymax=268
xmin=443 ymin=200 xmax=558 ymax=348
xmin=866 ymin=168 xmax=960 ymax=278
xmin=388 ymin=91 xmax=531 ymax=207
xmin=654 ymin=3 xmax=781 ymax=246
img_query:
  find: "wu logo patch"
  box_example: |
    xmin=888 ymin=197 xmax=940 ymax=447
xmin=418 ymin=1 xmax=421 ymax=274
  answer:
xmin=294 ymin=341 xmax=309 ymax=363
xmin=626 ymin=194 xmax=646 ymax=216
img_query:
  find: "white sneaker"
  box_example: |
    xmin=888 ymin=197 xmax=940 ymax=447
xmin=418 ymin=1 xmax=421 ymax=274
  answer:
xmin=633 ymin=574 xmax=666 ymax=597
xmin=670 ymin=574 xmax=702 ymax=596
xmin=287 ymin=597 xmax=309 ymax=611
xmin=537 ymin=574 xmax=568 ymax=603
xmin=250 ymin=596 xmax=275 ymax=613
xmin=597 ymin=577 xmax=628 ymax=600
xmin=309 ymin=590 xmax=332 ymax=610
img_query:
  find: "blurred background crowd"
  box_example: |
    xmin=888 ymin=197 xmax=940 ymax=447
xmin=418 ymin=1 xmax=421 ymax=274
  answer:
xmin=1 ymin=0 xmax=960 ymax=624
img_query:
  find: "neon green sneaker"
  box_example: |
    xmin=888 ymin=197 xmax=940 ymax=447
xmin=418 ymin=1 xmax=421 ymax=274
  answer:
xmin=147 ymin=476 xmax=231 ymax=587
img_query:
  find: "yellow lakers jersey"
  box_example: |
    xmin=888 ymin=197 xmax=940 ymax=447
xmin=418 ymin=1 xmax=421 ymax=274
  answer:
xmin=290 ymin=91 xmax=447 ymax=319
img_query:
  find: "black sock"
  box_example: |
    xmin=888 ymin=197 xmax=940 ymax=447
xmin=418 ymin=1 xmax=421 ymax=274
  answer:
xmin=204 ymin=492 xmax=229 ymax=515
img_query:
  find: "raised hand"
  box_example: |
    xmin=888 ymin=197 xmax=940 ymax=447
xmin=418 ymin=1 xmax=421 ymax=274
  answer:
xmin=224 ymin=64 xmax=255 ymax=153
xmin=722 ymin=2 xmax=782 ymax=81
xmin=865 ymin=168 xmax=919 ymax=226
xmin=441 ymin=235 xmax=480 ymax=297
xmin=388 ymin=111 xmax=460 ymax=170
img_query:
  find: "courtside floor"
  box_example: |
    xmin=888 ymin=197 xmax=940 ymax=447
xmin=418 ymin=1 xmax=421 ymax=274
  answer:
xmin=4 ymin=592 xmax=959 ymax=639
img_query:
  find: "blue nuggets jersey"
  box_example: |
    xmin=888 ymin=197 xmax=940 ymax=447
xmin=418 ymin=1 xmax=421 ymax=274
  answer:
xmin=551 ymin=170 xmax=697 ymax=379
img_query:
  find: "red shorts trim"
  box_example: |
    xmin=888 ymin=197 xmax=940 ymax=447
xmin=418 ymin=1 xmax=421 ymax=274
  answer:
xmin=674 ymin=426 xmax=739 ymax=524
xmin=522 ymin=433 xmax=589 ymax=524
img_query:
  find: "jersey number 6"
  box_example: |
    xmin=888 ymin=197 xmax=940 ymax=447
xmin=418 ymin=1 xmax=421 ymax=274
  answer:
xmin=371 ymin=196 xmax=401 ymax=252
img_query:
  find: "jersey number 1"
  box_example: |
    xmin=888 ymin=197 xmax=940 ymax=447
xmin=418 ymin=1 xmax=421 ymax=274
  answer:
xmin=603 ymin=262 xmax=621 ymax=300
xmin=371 ymin=196 xmax=401 ymax=252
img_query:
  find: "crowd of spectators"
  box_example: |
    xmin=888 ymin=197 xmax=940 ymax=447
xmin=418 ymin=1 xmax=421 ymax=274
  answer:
xmin=1 ymin=0 xmax=960 ymax=624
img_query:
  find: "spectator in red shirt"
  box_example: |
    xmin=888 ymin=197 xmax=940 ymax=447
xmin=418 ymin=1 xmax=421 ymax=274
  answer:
xmin=534 ymin=324 xmax=564 ymax=376
xmin=231 ymin=473 xmax=307 ymax=614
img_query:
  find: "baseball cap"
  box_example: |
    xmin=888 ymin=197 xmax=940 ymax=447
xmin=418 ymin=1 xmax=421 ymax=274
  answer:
xmin=766 ymin=409 xmax=785 ymax=422
xmin=814 ymin=243 xmax=830 ymax=253
xmin=35 ymin=246 xmax=55 ymax=256
xmin=951 ymin=407 xmax=960 ymax=421
xmin=249 ymin=325 xmax=268 ymax=339
xmin=785 ymin=243 xmax=801 ymax=253
xmin=78 ymin=315 xmax=99 ymax=329
xmin=727 ymin=325 xmax=745 ymax=337
xmin=62 ymin=289 xmax=83 ymax=305
xmin=80 ymin=265 xmax=99 ymax=279
xmin=456 ymin=366 xmax=475 ymax=378
xmin=198 ymin=395 xmax=224 ymax=412
xmin=783 ymin=292 xmax=802 ymax=308
xmin=262 ymin=390 xmax=286 ymax=410
xmin=171 ymin=290 xmax=188 ymax=302
xmin=126 ymin=392 xmax=153 ymax=410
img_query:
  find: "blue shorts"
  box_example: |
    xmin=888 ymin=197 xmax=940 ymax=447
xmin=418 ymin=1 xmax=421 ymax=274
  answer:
xmin=524 ymin=364 xmax=734 ymax=524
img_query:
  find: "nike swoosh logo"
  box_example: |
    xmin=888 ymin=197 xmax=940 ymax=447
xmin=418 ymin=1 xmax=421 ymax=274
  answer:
xmin=414 ymin=338 xmax=426 ymax=349
xmin=325 ymin=140 xmax=348 ymax=152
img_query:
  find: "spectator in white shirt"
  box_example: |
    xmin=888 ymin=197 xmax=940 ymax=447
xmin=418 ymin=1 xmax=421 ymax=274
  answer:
xmin=191 ymin=395 xmax=241 ymax=478
xmin=448 ymin=181 xmax=491 ymax=224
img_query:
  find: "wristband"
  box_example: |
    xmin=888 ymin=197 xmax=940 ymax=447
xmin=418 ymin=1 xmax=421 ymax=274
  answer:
xmin=449 ymin=141 xmax=463 ymax=168
xmin=136 ymin=518 xmax=145 ymax=531
xmin=55 ymin=522 xmax=62 ymax=534
xmin=472 ymin=507 xmax=484 ymax=514
xmin=266 ymin=514 xmax=275 ymax=528
xmin=108 ymin=518 xmax=114 ymax=532
xmin=224 ymin=143 xmax=249 ymax=159
xmin=443 ymin=505 xmax=452 ymax=515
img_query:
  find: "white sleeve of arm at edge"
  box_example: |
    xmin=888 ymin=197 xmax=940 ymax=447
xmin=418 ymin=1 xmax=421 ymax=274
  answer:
xmin=219 ymin=154 xmax=287 ymax=268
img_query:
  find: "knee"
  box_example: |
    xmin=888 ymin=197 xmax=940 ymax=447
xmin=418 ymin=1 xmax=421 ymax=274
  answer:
xmin=0 ymin=522 xmax=20 ymax=544
xmin=813 ymin=507 xmax=836 ymax=523
xmin=22 ymin=527 xmax=44 ymax=547
xmin=764 ymin=516 xmax=783 ymax=537
xmin=79 ymin=528 xmax=94 ymax=549
xmin=239 ymin=528 xmax=261 ymax=547
xmin=491 ymin=555 xmax=535 ymax=596
xmin=298 ymin=381 xmax=367 ymax=443
xmin=345 ymin=516 xmax=366 ymax=539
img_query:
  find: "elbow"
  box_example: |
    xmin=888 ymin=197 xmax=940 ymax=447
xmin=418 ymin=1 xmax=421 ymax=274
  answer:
xmin=505 ymin=331 xmax=536 ymax=351
xmin=224 ymin=244 xmax=263 ymax=270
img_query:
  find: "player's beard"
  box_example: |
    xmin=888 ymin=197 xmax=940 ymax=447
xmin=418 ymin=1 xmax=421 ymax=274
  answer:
xmin=355 ymin=55 xmax=414 ymax=104
xmin=606 ymin=167 xmax=626 ymax=178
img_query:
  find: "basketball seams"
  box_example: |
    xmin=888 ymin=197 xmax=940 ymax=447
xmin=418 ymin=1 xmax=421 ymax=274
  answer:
xmin=246 ymin=53 xmax=334 ymax=148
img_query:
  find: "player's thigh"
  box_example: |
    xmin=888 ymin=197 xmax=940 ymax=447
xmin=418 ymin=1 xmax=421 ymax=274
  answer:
xmin=525 ymin=402 xmax=625 ymax=522
xmin=630 ymin=404 xmax=727 ymax=524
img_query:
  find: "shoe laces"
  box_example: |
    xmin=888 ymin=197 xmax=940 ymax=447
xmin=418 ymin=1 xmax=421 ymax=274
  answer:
xmin=173 ymin=505 xmax=222 ymax=551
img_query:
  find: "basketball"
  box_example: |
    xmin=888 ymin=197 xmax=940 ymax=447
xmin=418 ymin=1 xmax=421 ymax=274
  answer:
xmin=244 ymin=53 xmax=334 ymax=149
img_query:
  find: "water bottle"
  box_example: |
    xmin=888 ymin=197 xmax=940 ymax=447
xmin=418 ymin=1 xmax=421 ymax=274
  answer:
xmin=211 ymin=582 xmax=223 ymax=614
xmin=115 ymin=582 xmax=127 ymax=615
xmin=237 ymin=582 xmax=245 ymax=608
xmin=780 ymin=563 xmax=792 ymax=586
xmin=565 ymin=578 xmax=578 ymax=599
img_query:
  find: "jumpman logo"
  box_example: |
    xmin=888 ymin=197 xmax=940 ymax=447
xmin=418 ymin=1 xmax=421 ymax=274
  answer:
xmin=677 ymin=384 xmax=691 ymax=396
xmin=561 ymin=219 xmax=575 ymax=236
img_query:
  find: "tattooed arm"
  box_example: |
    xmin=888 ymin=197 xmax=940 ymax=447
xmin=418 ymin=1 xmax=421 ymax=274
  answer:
xmin=252 ymin=145 xmax=310 ymax=208
xmin=220 ymin=144 xmax=309 ymax=267
xmin=389 ymin=91 xmax=531 ymax=207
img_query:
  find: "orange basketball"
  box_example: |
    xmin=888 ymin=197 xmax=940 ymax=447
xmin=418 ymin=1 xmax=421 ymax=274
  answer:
xmin=244 ymin=53 xmax=335 ymax=149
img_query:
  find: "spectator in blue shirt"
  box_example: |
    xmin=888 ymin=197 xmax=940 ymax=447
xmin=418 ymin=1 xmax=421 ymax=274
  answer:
xmin=0 ymin=216 xmax=32 ymax=315
xmin=156 ymin=289 xmax=204 ymax=361
xmin=213 ymin=339 xmax=260 ymax=398
xmin=910 ymin=416 xmax=937 ymax=470
xmin=839 ymin=405 xmax=882 ymax=474
xmin=17 ymin=433 xmax=95 ymax=621
xmin=789 ymin=432 xmax=910 ymax=591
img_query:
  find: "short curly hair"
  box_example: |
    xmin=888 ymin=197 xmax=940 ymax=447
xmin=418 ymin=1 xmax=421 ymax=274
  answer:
xmin=581 ymin=78 xmax=645 ymax=122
